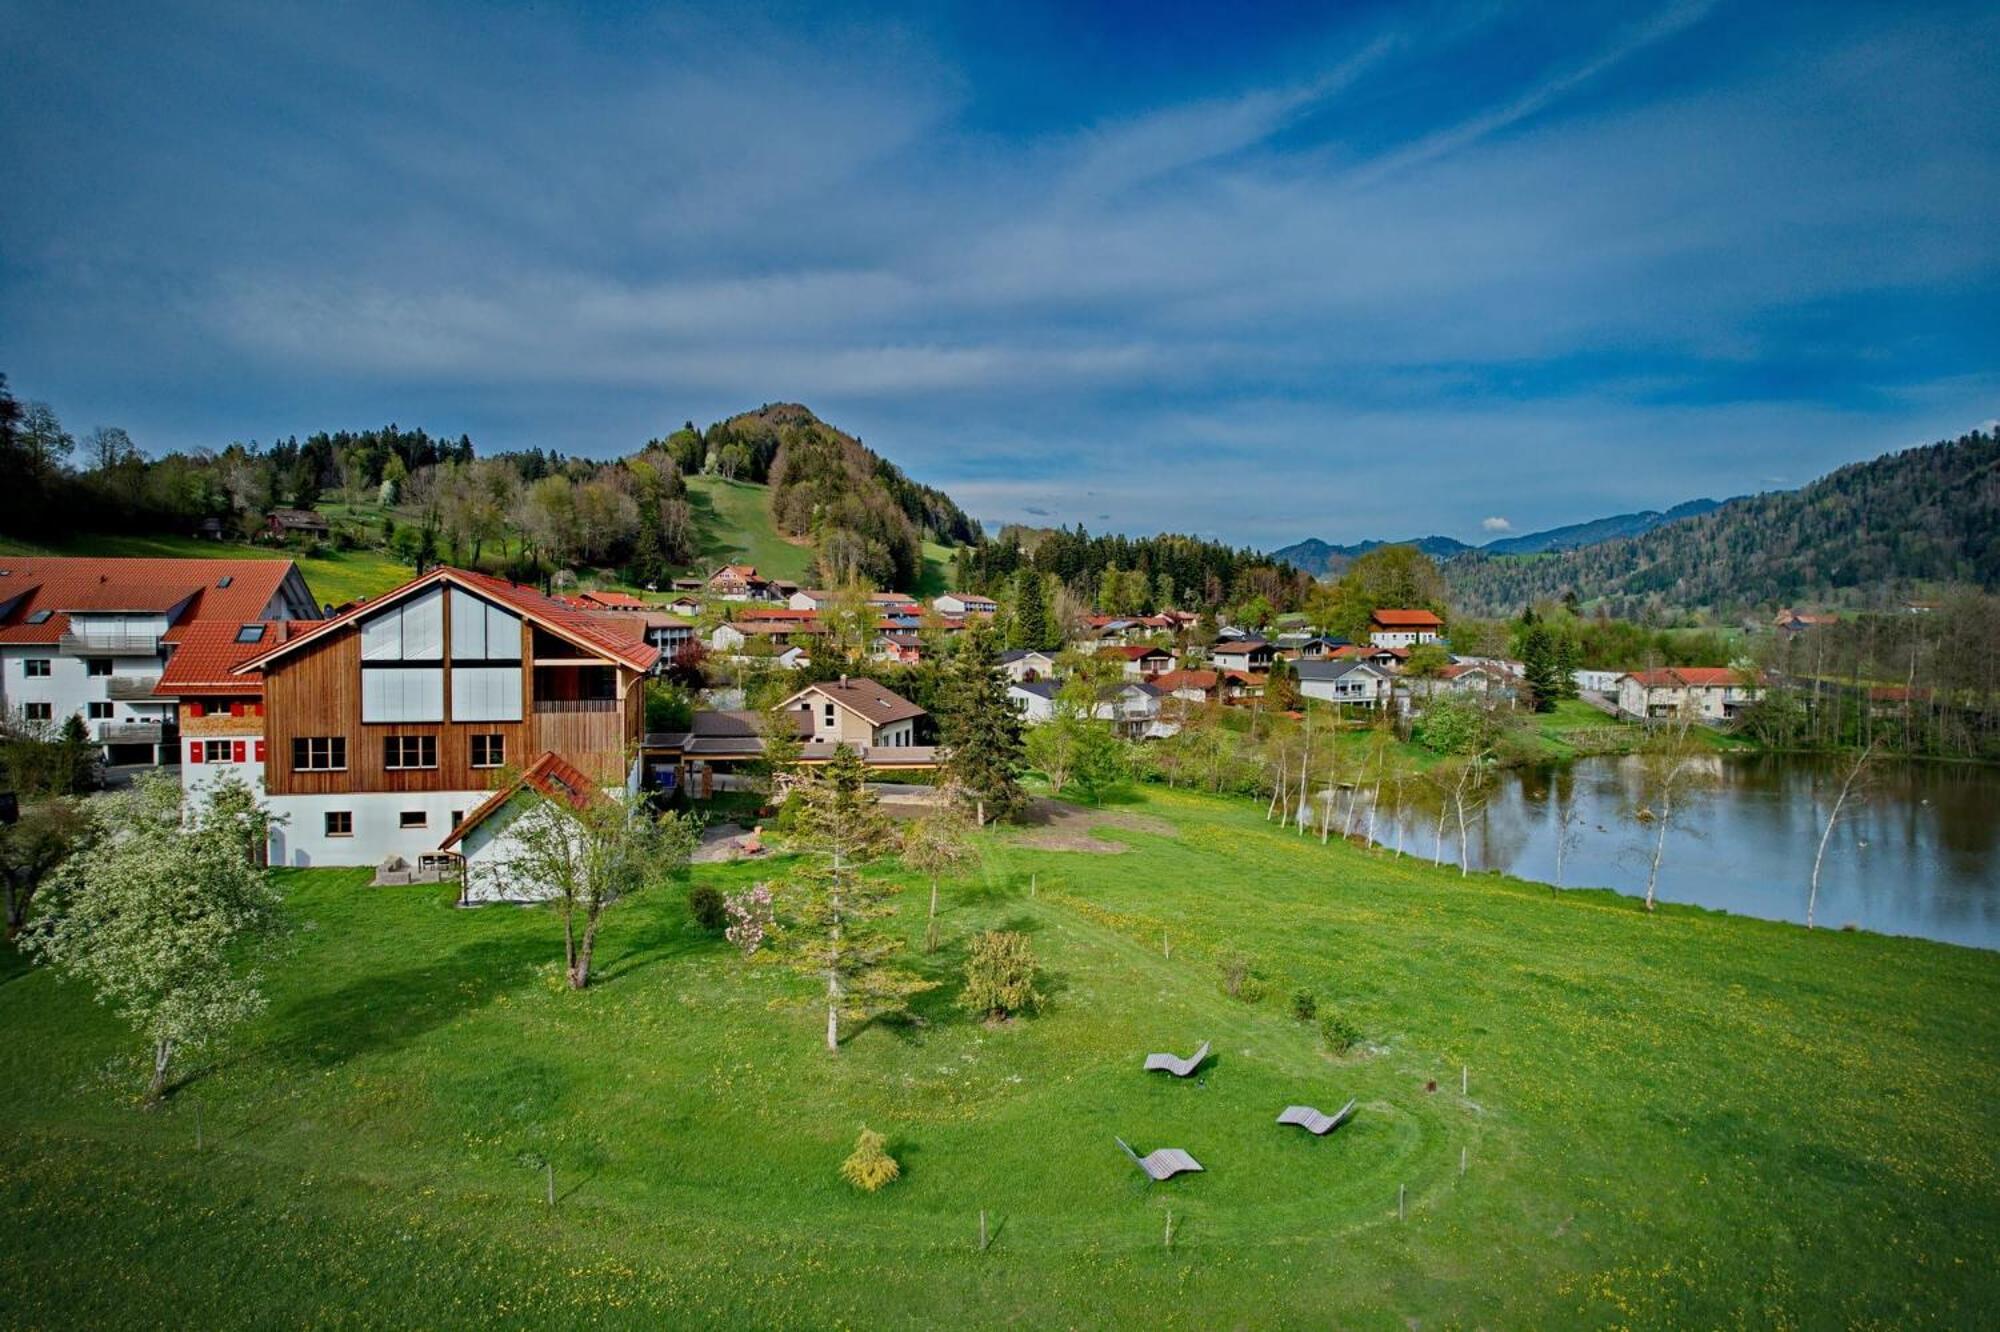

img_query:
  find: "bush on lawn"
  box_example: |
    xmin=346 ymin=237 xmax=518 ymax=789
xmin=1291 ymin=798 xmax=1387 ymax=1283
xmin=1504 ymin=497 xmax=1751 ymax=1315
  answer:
xmin=957 ymin=930 xmax=1044 ymax=1019
xmin=1320 ymin=1010 xmax=1361 ymax=1054
xmin=840 ymin=1127 xmax=900 ymax=1192
xmin=688 ymin=884 xmax=727 ymax=931
xmin=1291 ymin=988 xmax=1317 ymax=1022
xmin=1217 ymin=950 xmax=1267 ymax=1003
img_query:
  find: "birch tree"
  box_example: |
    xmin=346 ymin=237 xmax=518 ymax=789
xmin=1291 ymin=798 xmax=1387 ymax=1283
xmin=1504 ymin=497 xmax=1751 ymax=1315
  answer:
xmin=1808 ymin=743 xmax=1875 ymax=930
xmin=1633 ymin=714 xmax=1718 ymax=912
xmin=900 ymin=793 xmax=975 ymax=953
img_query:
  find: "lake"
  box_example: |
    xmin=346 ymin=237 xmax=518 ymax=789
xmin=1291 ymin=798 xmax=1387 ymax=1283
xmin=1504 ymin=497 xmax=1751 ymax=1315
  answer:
xmin=1377 ymin=753 xmax=2000 ymax=950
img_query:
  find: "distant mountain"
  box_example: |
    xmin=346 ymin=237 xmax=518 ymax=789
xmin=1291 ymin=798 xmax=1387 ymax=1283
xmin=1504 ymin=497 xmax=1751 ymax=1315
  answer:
xmin=1271 ymin=534 xmax=1470 ymax=576
xmin=1271 ymin=500 xmax=1722 ymax=575
xmin=1480 ymin=499 xmax=1724 ymax=555
xmin=1445 ymin=428 xmax=2000 ymax=615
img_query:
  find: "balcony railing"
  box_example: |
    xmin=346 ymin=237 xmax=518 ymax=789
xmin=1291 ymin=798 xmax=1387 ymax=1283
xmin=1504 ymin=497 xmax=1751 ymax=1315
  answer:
xmin=59 ymin=632 xmax=162 ymax=656
xmin=98 ymin=721 xmax=168 ymax=744
xmin=105 ymin=675 xmax=165 ymax=700
xmin=536 ymin=698 xmax=618 ymax=713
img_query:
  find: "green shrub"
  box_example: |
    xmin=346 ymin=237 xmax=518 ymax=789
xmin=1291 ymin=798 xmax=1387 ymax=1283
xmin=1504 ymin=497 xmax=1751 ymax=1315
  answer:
xmin=688 ymin=884 xmax=727 ymax=931
xmin=957 ymin=930 xmax=1043 ymax=1019
xmin=1319 ymin=1010 xmax=1361 ymax=1054
xmin=1291 ymin=988 xmax=1318 ymax=1023
xmin=1218 ymin=950 xmax=1267 ymax=1004
xmin=840 ymin=1127 xmax=900 ymax=1192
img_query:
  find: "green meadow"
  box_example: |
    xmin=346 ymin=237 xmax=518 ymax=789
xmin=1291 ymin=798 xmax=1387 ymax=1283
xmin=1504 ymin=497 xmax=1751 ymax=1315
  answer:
xmin=1 ymin=784 xmax=1994 ymax=1327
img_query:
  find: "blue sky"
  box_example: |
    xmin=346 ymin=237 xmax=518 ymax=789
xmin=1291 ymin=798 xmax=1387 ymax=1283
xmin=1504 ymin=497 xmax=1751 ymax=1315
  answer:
xmin=3 ymin=0 xmax=1995 ymax=548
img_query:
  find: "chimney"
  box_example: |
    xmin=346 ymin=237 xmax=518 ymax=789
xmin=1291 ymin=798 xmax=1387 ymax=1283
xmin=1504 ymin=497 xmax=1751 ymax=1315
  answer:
xmin=840 ymin=673 xmax=848 ymax=686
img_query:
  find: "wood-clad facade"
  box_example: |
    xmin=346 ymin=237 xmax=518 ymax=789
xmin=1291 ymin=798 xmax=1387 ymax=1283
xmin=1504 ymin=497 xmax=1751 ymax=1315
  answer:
xmin=262 ymin=584 xmax=643 ymax=797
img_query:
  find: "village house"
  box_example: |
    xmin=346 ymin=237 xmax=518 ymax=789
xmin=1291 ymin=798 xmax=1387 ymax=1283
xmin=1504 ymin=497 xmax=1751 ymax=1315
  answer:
xmin=1412 ymin=661 xmax=1520 ymax=702
xmin=1151 ymin=667 xmax=1220 ymax=704
xmin=1774 ymin=608 xmax=1839 ymax=635
xmin=1007 ymin=679 xmax=1174 ymax=739
xmin=1367 ymin=608 xmax=1444 ymax=648
xmin=640 ymin=678 xmax=935 ymax=797
xmin=265 ymin=509 xmax=331 ymax=541
xmin=0 ymin=556 xmax=322 ymax=766
xmin=996 ymin=648 xmax=1061 ymax=682
xmin=1209 ymin=638 xmax=1277 ymax=673
xmin=789 ymin=589 xmax=834 ymax=612
xmin=1295 ymin=658 xmax=1395 ymax=708
xmin=227 ymin=566 xmax=659 ymax=871
xmin=1097 ymin=643 xmax=1175 ymax=679
xmin=664 ymin=594 xmax=702 ymax=617
xmin=933 ymin=592 xmax=998 ymax=617
xmin=708 ymin=619 xmax=829 ymax=655
xmin=569 ymin=589 xmax=649 ymax=611
xmin=873 ymin=632 xmax=923 ymax=665
xmin=1615 ymin=667 xmax=1763 ymax=722
xmin=1571 ymin=668 xmax=1623 ymax=695
xmin=704 ymin=564 xmax=793 ymax=600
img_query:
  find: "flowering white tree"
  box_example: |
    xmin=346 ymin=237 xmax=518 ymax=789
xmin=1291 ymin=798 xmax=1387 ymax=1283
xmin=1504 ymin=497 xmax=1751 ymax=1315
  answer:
xmin=25 ymin=772 xmax=280 ymax=1101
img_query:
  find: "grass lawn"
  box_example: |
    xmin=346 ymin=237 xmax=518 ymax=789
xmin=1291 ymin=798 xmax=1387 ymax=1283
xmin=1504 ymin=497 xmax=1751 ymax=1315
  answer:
xmin=0 ymin=530 xmax=412 ymax=607
xmin=3 ymin=784 xmax=1994 ymax=1325
xmin=683 ymin=475 xmax=816 ymax=585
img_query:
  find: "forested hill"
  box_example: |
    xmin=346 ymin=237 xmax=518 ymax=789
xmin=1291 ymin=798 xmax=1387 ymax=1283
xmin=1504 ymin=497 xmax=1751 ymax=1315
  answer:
xmin=1271 ymin=499 xmax=1725 ymax=576
xmin=1445 ymin=428 xmax=2000 ymax=616
xmin=690 ymin=403 xmax=980 ymax=591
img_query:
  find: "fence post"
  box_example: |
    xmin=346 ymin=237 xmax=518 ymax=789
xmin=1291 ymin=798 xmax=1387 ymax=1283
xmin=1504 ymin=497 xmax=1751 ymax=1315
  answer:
xmin=979 ymin=1209 xmax=988 ymax=1253
xmin=1399 ymin=1184 xmax=1406 ymax=1221
xmin=545 ymin=1162 xmax=555 ymax=1207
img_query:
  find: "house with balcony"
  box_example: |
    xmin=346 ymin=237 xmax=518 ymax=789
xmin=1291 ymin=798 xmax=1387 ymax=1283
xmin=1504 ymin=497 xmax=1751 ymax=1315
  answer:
xmin=997 ymin=648 xmax=1061 ymax=682
xmin=1296 ymin=659 xmax=1395 ymax=708
xmin=933 ymin=592 xmax=998 ymax=617
xmin=0 ymin=557 xmax=320 ymax=765
xmin=1367 ymin=608 xmax=1444 ymax=648
xmin=230 ymin=567 xmax=658 ymax=869
xmin=1097 ymin=643 xmax=1176 ymax=679
xmin=1615 ymin=667 xmax=1763 ymax=722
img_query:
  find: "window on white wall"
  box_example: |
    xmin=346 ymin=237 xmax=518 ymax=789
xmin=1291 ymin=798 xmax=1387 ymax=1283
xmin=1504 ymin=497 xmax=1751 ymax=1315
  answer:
xmin=451 ymin=666 xmax=522 ymax=721
xmin=449 ymin=589 xmax=521 ymax=660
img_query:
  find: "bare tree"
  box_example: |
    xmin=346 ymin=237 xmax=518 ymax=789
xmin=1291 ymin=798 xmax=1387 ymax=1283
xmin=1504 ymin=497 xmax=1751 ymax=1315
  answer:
xmin=1633 ymin=712 xmax=1717 ymax=912
xmin=1808 ymin=743 xmax=1875 ymax=930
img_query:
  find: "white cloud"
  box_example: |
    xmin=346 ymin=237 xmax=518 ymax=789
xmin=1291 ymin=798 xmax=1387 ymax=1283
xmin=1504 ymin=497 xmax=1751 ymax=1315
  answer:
xmin=1481 ymin=516 xmax=1513 ymax=532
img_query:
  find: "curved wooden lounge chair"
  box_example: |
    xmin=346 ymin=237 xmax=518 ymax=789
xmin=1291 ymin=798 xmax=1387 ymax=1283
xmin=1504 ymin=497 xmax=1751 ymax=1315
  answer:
xmin=1116 ymin=1136 xmax=1203 ymax=1182
xmin=1276 ymin=1098 xmax=1358 ymax=1136
xmin=1142 ymin=1040 xmax=1210 ymax=1078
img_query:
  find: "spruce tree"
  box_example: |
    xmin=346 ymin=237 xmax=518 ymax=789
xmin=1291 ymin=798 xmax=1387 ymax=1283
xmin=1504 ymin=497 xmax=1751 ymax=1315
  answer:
xmin=1520 ymin=623 xmax=1562 ymax=713
xmin=1012 ymin=567 xmax=1050 ymax=651
xmin=938 ymin=626 xmax=1027 ymax=826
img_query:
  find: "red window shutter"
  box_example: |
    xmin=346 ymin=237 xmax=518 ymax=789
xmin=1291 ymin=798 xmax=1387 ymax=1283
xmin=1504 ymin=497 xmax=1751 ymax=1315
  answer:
xmin=232 ymin=740 xmax=247 ymax=763
xmin=189 ymin=702 xmax=205 ymax=718
xmin=189 ymin=742 xmax=205 ymax=764
xmin=230 ymin=701 xmax=244 ymax=717
xmin=254 ymin=740 xmax=266 ymax=762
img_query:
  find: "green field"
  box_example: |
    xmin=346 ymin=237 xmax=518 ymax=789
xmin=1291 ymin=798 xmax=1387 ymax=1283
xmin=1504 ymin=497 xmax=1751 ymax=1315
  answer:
xmin=0 ymin=530 xmax=411 ymax=606
xmin=683 ymin=476 xmax=816 ymax=585
xmin=2 ymin=785 xmax=1993 ymax=1326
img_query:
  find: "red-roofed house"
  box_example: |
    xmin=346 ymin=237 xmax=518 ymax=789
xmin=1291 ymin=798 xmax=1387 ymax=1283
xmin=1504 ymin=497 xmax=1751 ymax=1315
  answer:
xmin=1097 ymin=643 xmax=1176 ymax=678
xmin=1615 ymin=667 xmax=1762 ymax=722
xmin=0 ymin=556 xmax=320 ymax=765
xmin=1367 ymin=608 xmax=1444 ymax=648
xmin=230 ymin=566 xmax=658 ymax=868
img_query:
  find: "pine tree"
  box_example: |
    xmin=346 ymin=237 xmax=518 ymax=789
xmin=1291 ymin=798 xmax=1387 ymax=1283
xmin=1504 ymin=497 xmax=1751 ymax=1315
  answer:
xmin=1520 ymin=623 xmax=1562 ymax=713
xmin=1012 ymin=567 xmax=1051 ymax=651
xmin=938 ymin=626 xmax=1027 ymax=826
xmin=780 ymin=745 xmax=933 ymax=1052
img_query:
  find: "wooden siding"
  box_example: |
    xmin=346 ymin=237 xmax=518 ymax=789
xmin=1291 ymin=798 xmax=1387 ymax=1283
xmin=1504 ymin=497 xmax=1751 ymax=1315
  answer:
xmin=262 ymin=591 xmax=642 ymax=796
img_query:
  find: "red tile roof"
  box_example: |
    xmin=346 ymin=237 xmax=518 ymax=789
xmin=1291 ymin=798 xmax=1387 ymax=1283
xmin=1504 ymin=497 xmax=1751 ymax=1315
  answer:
xmin=0 ymin=557 xmax=309 ymax=645
xmin=1098 ymin=644 xmax=1172 ymax=661
xmin=1623 ymin=667 xmax=1742 ymax=688
xmin=235 ymin=567 xmax=659 ymax=674
xmin=1369 ymin=608 xmax=1443 ymax=628
xmin=571 ymin=589 xmax=648 ymax=609
xmin=1153 ymin=669 xmax=1219 ymax=691
xmin=440 ymin=751 xmax=603 ymax=849
xmin=154 ymin=621 xmax=305 ymax=696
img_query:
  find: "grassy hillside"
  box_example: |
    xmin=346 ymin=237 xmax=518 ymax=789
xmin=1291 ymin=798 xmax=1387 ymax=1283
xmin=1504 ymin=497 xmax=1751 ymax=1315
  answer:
xmin=683 ymin=475 xmax=817 ymax=585
xmin=1 ymin=785 xmax=1992 ymax=1326
xmin=0 ymin=531 xmax=410 ymax=607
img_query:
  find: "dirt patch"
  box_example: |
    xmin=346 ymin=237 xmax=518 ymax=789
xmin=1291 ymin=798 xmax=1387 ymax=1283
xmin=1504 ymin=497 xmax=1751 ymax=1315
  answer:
xmin=1011 ymin=798 xmax=1176 ymax=853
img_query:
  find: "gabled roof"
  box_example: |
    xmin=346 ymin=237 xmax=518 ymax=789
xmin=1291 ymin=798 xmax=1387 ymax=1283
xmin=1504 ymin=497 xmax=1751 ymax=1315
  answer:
xmin=1621 ymin=667 xmax=1743 ymax=688
xmin=1210 ymin=638 xmax=1271 ymax=654
xmin=1098 ymin=643 xmax=1172 ymax=661
xmin=1369 ymin=608 xmax=1444 ymax=628
xmin=154 ymin=621 xmax=303 ymax=696
xmin=571 ymin=589 xmax=648 ymax=609
xmin=1153 ymin=668 xmax=1219 ymax=691
xmin=1010 ymin=680 xmax=1059 ymax=700
xmin=0 ymin=557 xmax=312 ymax=645
xmin=997 ymin=647 xmax=1056 ymax=663
xmin=440 ymin=751 xmax=603 ymax=849
xmin=785 ymin=676 xmax=926 ymax=726
xmin=708 ymin=564 xmax=760 ymax=581
xmin=233 ymin=566 xmax=658 ymax=674
xmin=1294 ymin=658 xmax=1388 ymax=681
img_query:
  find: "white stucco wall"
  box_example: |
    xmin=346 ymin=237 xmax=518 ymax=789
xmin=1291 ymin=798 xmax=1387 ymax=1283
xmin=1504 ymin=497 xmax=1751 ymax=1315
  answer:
xmin=265 ymin=790 xmax=491 ymax=868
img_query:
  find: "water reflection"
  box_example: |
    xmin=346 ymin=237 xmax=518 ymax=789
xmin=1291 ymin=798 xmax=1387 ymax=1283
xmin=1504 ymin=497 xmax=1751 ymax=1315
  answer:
xmin=1383 ymin=755 xmax=2000 ymax=950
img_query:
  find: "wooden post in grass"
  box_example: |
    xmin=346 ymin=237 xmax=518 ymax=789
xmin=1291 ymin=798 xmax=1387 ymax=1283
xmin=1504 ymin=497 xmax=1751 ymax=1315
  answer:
xmin=1162 ymin=930 xmax=1171 ymax=960
xmin=1165 ymin=1209 xmax=1174 ymax=1249
xmin=1460 ymin=1146 xmax=1467 ymax=1176
xmin=979 ymin=1210 xmax=988 ymax=1253
xmin=1462 ymin=1064 xmax=1468 ymax=1096
xmin=1399 ymin=1184 xmax=1406 ymax=1221
xmin=545 ymin=1162 xmax=555 ymax=1207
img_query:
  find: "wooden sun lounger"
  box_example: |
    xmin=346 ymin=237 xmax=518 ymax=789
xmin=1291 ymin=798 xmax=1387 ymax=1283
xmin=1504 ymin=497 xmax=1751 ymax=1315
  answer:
xmin=1116 ymin=1136 xmax=1204 ymax=1181
xmin=1142 ymin=1040 xmax=1211 ymax=1078
xmin=1276 ymin=1098 xmax=1358 ymax=1136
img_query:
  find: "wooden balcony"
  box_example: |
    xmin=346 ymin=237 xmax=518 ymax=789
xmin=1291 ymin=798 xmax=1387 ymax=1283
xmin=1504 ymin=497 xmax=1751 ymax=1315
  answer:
xmin=105 ymin=675 xmax=164 ymax=701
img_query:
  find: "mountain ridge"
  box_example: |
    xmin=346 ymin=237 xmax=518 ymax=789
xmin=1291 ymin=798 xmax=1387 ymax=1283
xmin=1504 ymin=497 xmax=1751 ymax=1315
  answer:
xmin=1272 ymin=497 xmax=1725 ymax=576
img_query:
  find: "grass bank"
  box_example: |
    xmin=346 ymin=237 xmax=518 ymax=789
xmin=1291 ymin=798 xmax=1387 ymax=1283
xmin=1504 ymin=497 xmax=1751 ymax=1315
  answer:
xmin=0 ymin=786 xmax=1993 ymax=1326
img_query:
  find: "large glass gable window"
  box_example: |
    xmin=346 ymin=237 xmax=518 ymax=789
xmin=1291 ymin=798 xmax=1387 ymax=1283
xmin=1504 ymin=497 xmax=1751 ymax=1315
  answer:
xmin=360 ymin=588 xmax=445 ymax=722
xmin=449 ymin=589 xmax=524 ymax=721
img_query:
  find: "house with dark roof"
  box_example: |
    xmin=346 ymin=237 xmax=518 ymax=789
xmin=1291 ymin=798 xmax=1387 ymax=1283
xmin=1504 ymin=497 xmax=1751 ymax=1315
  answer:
xmin=1296 ymin=658 xmax=1395 ymax=708
xmin=996 ymin=648 xmax=1061 ymax=682
xmin=0 ymin=556 xmax=320 ymax=764
xmin=784 ymin=676 xmax=926 ymax=748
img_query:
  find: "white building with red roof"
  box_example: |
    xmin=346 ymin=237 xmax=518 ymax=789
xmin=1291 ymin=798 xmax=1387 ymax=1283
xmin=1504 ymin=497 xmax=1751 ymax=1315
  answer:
xmin=0 ymin=556 xmax=320 ymax=764
xmin=1615 ymin=667 xmax=1762 ymax=722
xmin=1367 ymin=608 xmax=1444 ymax=648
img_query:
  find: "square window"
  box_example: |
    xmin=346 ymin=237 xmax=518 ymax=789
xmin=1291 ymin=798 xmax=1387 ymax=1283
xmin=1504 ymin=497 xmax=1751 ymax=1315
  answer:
xmin=88 ymin=702 xmax=113 ymax=720
xmin=87 ymin=658 xmax=112 ymax=676
xmin=202 ymin=740 xmax=232 ymax=763
xmin=470 ymin=733 xmax=505 ymax=768
xmin=291 ymin=736 xmax=347 ymax=771
xmin=23 ymin=702 xmax=52 ymax=721
xmin=23 ymin=659 xmax=50 ymax=678
xmin=399 ymin=810 xmax=428 ymax=829
xmin=324 ymin=811 xmax=353 ymax=837
xmin=383 ymin=735 xmax=438 ymax=770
